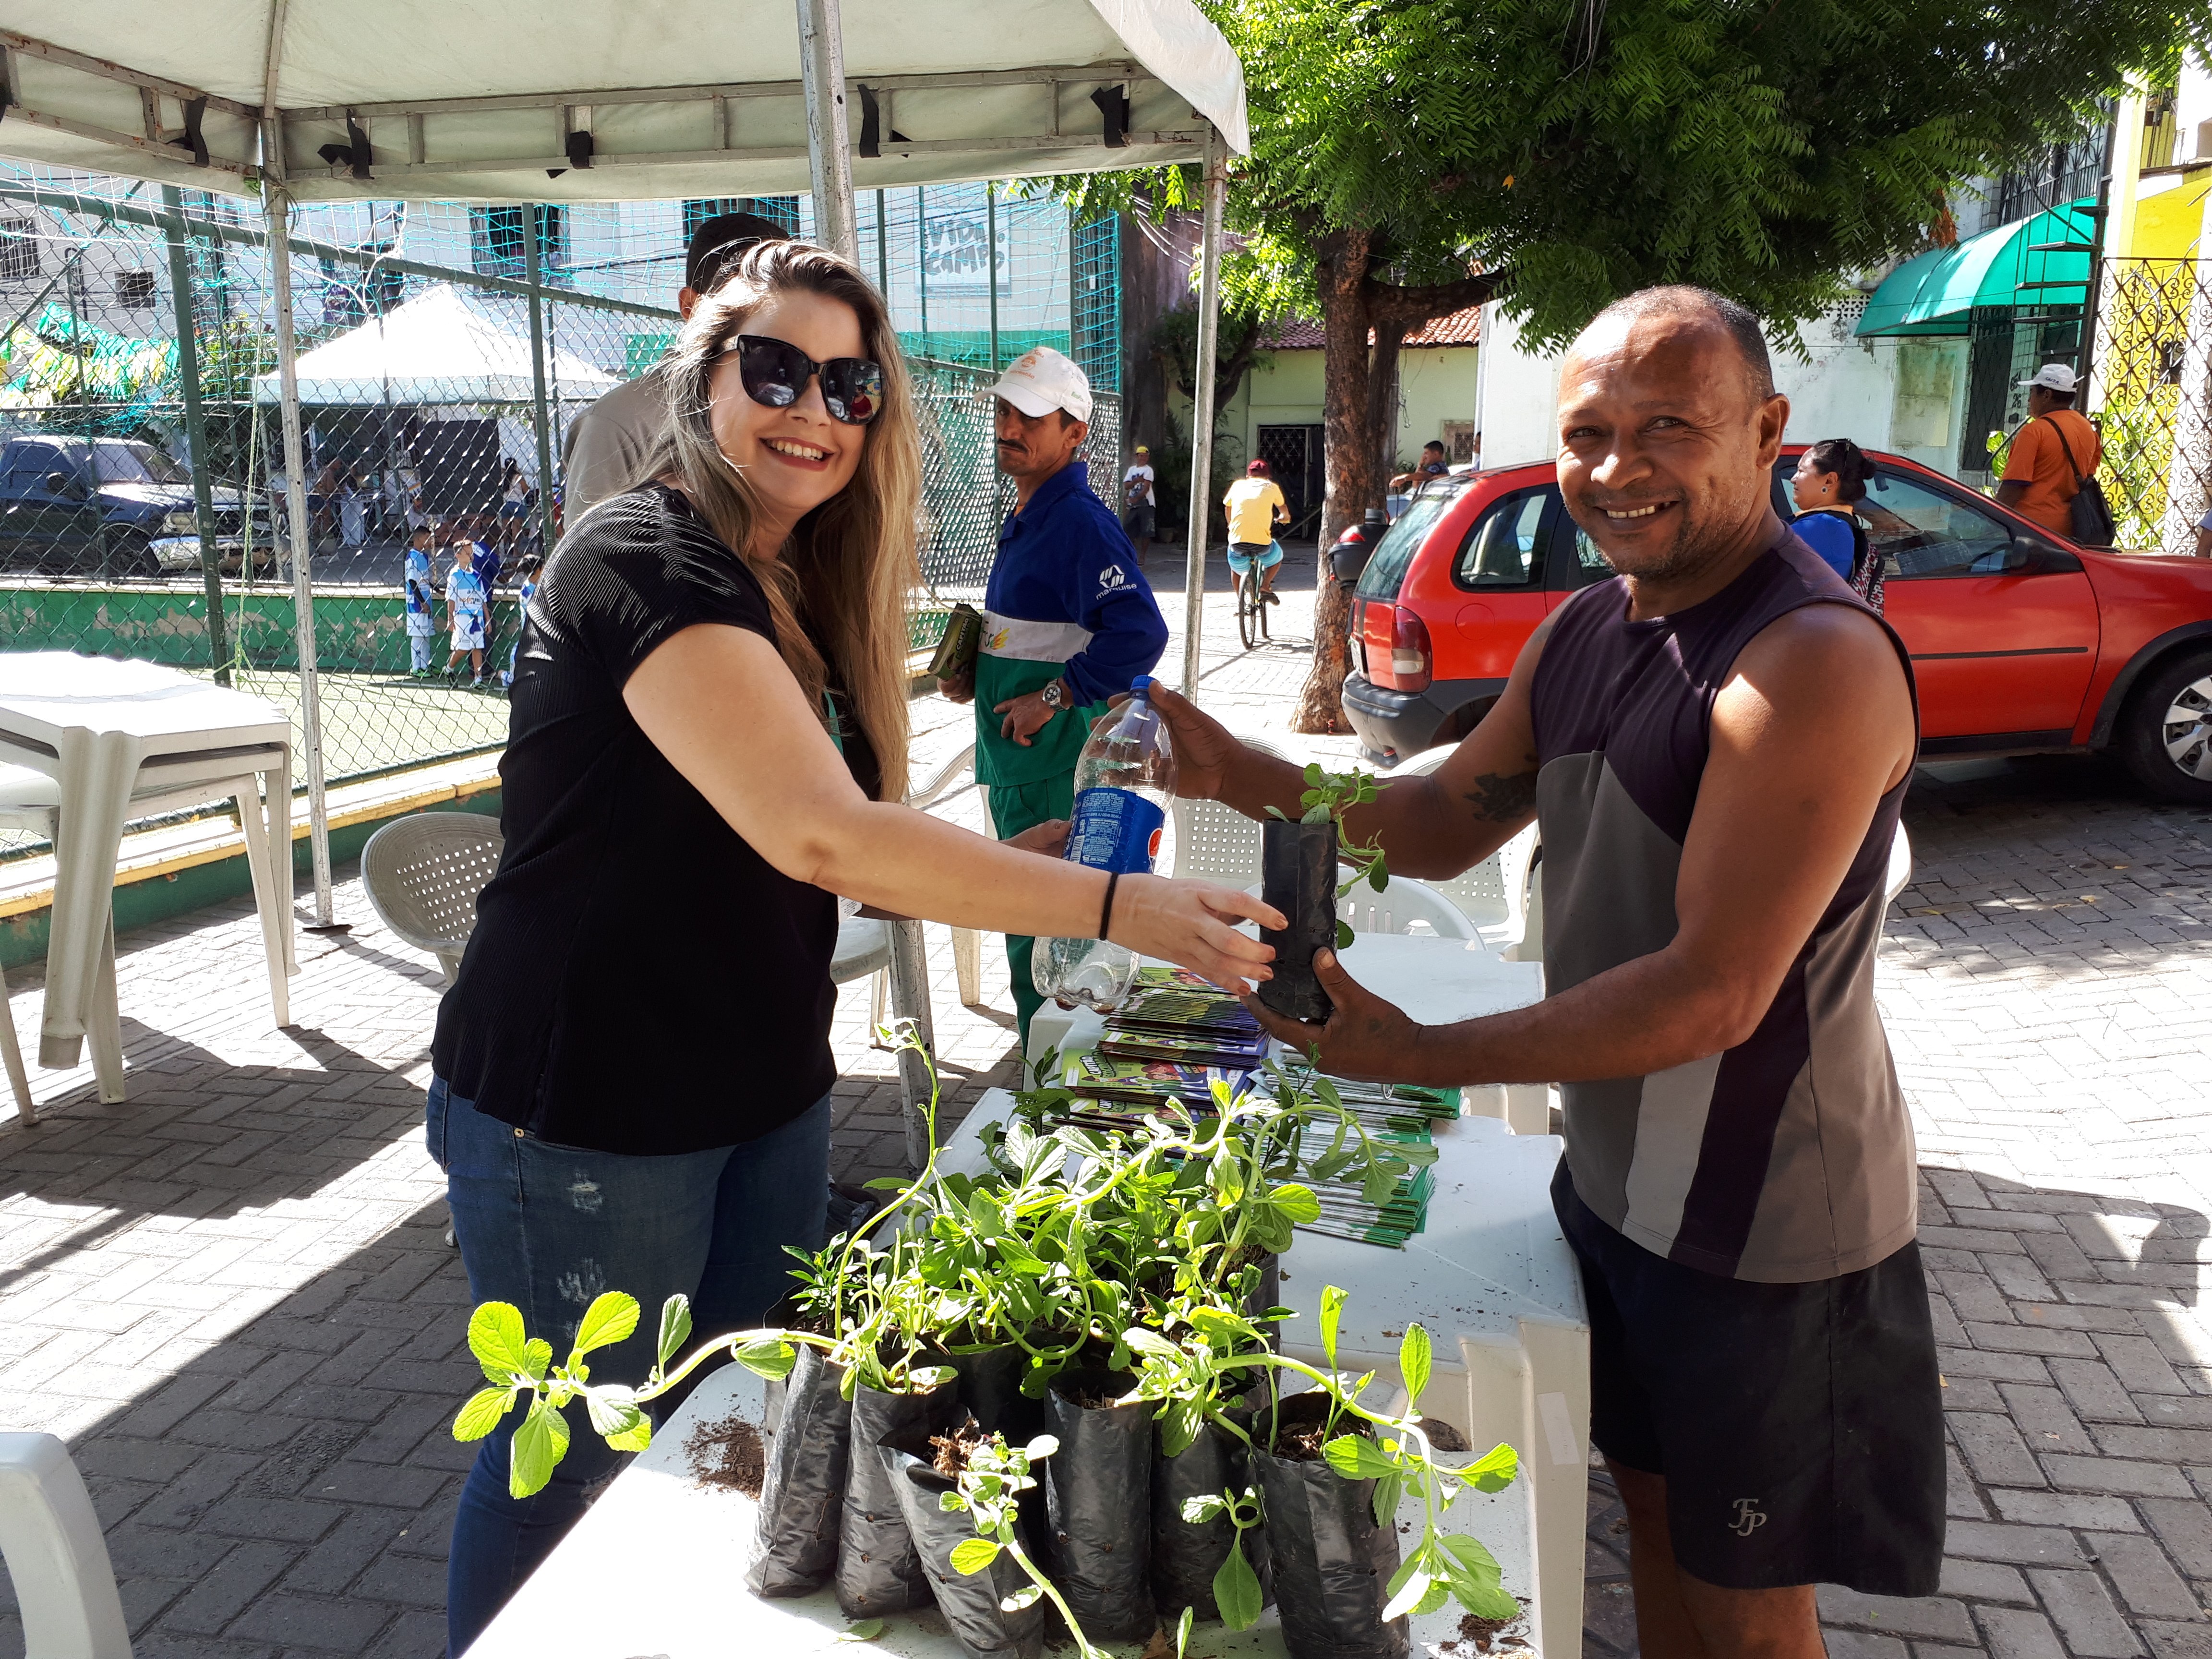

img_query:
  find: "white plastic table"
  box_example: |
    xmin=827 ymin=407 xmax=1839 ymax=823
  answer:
xmin=471 ymin=937 xmax=1592 ymax=1659
xmin=0 ymin=653 xmax=295 ymax=1106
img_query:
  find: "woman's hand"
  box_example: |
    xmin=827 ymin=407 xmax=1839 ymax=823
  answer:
xmin=1107 ymin=875 xmax=1283 ymax=996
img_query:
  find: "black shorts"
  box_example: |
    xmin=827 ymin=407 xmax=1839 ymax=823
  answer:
xmin=1553 ymin=1164 xmax=1944 ymax=1595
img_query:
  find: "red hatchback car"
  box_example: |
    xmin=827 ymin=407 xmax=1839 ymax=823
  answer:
xmin=1343 ymin=446 xmax=2212 ymax=801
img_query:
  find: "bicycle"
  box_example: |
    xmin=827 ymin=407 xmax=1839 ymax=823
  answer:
xmin=1234 ymin=560 xmax=1271 ymax=649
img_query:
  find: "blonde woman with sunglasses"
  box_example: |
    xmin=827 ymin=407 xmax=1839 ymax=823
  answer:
xmin=425 ymin=240 xmax=1282 ymax=1647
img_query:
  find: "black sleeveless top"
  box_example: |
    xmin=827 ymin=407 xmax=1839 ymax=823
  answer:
xmin=1531 ymin=532 xmax=1918 ymax=1283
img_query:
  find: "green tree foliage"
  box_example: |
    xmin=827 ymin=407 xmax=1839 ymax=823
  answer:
xmin=1047 ymin=0 xmax=2198 ymax=727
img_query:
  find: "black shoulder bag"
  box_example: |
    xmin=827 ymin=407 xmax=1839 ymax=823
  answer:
xmin=2041 ymin=415 xmax=2116 ymax=548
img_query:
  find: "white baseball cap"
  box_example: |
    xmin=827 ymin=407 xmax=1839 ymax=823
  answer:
xmin=989 ymin=346 xmax=1093 ymax=423
xmin=2020 ymin=363 xmax=2079 ymax=394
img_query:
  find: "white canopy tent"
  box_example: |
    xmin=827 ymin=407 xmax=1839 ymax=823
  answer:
xmin=249 ymin=284 xmax=621 ymax=405
xmin=0 ymin=3 xmax=1238 ymax=1136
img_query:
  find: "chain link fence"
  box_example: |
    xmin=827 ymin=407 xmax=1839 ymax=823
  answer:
xmin=2088 ymin=255 xmax=2211 ymax=555
xmin=0 ymin=165 xmax=1121 ymax=856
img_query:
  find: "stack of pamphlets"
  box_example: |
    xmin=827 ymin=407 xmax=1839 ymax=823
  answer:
xmin=1039 ymin=967 xmax=1454 ymax=1247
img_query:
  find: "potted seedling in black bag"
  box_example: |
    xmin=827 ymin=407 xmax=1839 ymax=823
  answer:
xmin=1259 ymin=766 xmax=1390 ymax=1022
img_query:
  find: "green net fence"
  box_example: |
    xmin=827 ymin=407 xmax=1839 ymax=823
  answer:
xmin=0 ymin=166 xmax=1121 ymax=857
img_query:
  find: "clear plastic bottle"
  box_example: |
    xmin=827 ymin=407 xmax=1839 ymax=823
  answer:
xmin=1033 ymin=676 xmax=1178 ymax=1011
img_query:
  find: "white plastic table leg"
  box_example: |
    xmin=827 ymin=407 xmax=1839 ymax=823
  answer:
xmin=234 ymin=774 xmax=291 ymax=1027
xmin=951 ymin=926 xmax=981 ymax=1006
xmin=0 ymin=1431 xmax=132 ymax=1659
xmin=276 ymin=744 xmax=298 ymax=976
xmin=0 ymin=961 xmax=33 ymax=1126
xmin=1462 ymin=1316 xmax=1591 ymax=1659
xmin=88 ymin=914 xmax=124 ymax=1105
xmin=41 ymin=729 xmax=145 ymax=1070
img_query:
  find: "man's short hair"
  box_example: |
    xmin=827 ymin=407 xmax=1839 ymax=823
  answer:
xmin=2041 ymin=386 xmax=2078 ymax=407
xmin=1422 ymin=440 xmax=1446 ymax=455
xmin=685 ymin=211 xmax=793 ymax=292
xmin=1585 ymin=284 xmax=1776 ymax=400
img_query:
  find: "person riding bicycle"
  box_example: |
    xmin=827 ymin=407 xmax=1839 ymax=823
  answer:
xmin=1223 ymin=459 xmax=1289 ymax=604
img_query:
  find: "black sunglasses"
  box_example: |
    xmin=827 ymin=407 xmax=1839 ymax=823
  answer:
xmin=721 ymin=335 xmax=883 ymax=425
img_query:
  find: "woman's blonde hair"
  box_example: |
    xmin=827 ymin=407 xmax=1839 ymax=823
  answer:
xmin=644 ymin=240 xmax=918 ymax=800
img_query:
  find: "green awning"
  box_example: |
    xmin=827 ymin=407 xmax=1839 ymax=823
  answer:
xmin=1855 ymin=198 xmax=2097 ymax=337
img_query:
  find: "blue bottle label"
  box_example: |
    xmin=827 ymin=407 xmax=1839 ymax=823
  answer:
xmin=1067 ymin=787 xmax=1166 ymax=875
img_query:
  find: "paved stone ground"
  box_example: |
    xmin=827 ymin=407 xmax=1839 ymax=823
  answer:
xmin=0 ymin=548 xmax=2208 ymax=1659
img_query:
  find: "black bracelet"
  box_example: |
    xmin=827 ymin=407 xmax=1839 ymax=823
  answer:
xmin=1099 ymin=871 xmax=1120 ymax=941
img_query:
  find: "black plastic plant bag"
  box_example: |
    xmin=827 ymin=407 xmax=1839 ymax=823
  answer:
xmin=943 ymin=1343 xmax=1045 ymax=1444
xmin=835 ymin=1374 xmax=962 ymax=1619
xmin=745 ymin=1345 xmax=852 ymax=1598
xmin=1252 ymin=1392 xmax=1408 ymax=1659
xmin=1259 ymin=818 xmax=1339 ymax=1022
xmin=1151 ymin=1413 xmax=1274 ymax=1623
xmin=880 ymin=1430 xmax=1046 ymax=1659
xmin=1042 ymin=1368 xmax=1157 ymax=1641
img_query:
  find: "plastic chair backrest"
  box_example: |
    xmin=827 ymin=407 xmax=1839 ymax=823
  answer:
xmin=0 ymin=1432 xmax=131 ymax=1659
xmin=1388 ymin=745 xmax=1539 ymax=941
xmin=1337 ymin=868 xmax=1479 ymax=939
xmin=1169 ymin=737 xmax=1291 ymax=884
xmin=360 ymin=812 xmax=505 ymax=982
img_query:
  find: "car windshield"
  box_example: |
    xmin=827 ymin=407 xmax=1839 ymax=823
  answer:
xmin=1356 ymin=491 xmax=1458 ymax=601
xmin=90 ymin=442 xmax=188 ymax=485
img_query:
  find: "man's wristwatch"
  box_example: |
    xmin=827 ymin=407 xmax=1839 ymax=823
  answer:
xmin=1039 ymin=679 xmax=1070 ymax=711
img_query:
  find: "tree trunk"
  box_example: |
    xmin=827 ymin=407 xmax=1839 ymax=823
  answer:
xmin=1369 ymin=321 xmax=1407 ymax=494
xmin=1291 ymin=227 xmax=1375 ymax=735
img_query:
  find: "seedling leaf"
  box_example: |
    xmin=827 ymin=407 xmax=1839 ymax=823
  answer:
xmin=1463 ymin=1442 xmax=1520 ymax=1492
xmin=1323 ymin=1433 xmax=1397 ymax=1480
xmin=570 ymin=1291 xmax=640 ymax=1362
xmin=1320 ymin=1283 xmax=1346 ymax=1371
xmin=1214 ymin=1537 xmax=1264 ymax=1630
xmin=1400 ymin=1323 xmax=1432 ymax=1404
xmin=508 ymin=1395 xmax=570 ymax=1498
xmin=734 ymin=1337 xmax=798 ymax=1380
xmin=452 ymin=1386 xmax=512 ymax=1442
xmin=468 ymin=1302 xmax=529 ymax=1382
xmin=950 ymin=1538 xmax=1001 ymax=1575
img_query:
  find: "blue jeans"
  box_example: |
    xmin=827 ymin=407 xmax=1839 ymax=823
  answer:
xmin=427 ymin=1079 xmax=830 ymax=1656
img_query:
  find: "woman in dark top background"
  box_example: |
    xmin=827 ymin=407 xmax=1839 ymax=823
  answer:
xmin=1790 ymin=438 xmax=1883 ymax=608
xmin=427 ymin=240 xmax=1280 ymax=1649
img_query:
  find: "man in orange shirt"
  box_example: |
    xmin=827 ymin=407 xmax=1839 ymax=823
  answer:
xmin=1996 ymin=364 xmax=2101 ymax=539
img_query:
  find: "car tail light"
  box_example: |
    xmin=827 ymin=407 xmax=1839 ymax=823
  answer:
xmin=1367 ymin=605 xmax=1432 ymax=693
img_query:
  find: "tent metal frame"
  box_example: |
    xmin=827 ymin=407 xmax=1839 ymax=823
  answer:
xmin=0 ymin=3 xmax=1230 ymax=1165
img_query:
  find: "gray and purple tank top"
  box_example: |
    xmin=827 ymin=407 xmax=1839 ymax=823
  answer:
xmin=1531 ymin=533 xmax=1918 ymax=1284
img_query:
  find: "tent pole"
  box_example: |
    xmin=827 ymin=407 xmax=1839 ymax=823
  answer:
xmin=265 ymin=184 xmax=337 ymax=933
xmin=523 ymin=208 xmax=559 ymax=557
xmin=1179 ymin=124 xmax=1227 ymax=696
xmin=986 ymin=190 xmax=1001 ymax=371
xmin=161 ymin=185 xmax=231 ymax=688
xmin=796 ymin=0 xmax=859 ymax=262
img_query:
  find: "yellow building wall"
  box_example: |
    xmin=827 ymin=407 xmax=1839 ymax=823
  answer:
xmin=1214 ymin=346 xmax=1483 ymax=469
xmin=2129 ymin=173 xmax=2212 ymax=259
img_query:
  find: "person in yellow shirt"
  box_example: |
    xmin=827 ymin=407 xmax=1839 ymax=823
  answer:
xmin=1996 ymin=364 xmax=2102 ymax=541
xmin=1222 ymin=459 xmax=1290 ymax=603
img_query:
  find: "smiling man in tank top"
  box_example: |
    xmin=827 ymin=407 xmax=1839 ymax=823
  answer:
xmin=1145 ymin=285 xmax=1936 ymax=1659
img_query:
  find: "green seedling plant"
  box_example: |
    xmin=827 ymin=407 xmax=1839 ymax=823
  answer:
xmin=939 ymin=1431 xmax=1113 ymax=1659
xmin=1179 ymin=1485 xmax=1268 ymax=1632
xmin=1266 ymin=763 xmax=1389 ymax=948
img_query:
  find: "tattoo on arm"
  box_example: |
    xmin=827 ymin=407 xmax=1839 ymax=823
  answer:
xmin=1462 ymin=769 xmax=1538 ymax=825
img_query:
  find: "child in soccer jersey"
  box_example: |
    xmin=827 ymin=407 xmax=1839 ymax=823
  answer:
xmin=445 ymin=553 xmax=490 ymax=685
xmin=403 ymin=529 xmax=439 ymax=675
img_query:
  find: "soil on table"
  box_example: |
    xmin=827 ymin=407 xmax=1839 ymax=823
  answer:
xmin=684 ymin=1413 xmax=765 ymax=1498
xmin=931 ymin=1423 xmax=989 ymax=1478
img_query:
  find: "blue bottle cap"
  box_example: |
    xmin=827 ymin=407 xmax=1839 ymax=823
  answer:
xmin=1130 ymin=675 xmax=1152 ymax=694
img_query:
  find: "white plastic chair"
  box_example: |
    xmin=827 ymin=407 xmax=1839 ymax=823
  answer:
xmin=0 ymin=1432 xmax=131 ymax=1659
xmin=359 ymin=812 xmax=505 ymax=984
xmin=1336 ymin=868 xmax=1478 ymax=939
xmin=1391 ymin=745 xmax=1540 ymax=952
xmin=1169 ymin=737 xmax=1293 ymax=885
xmin=905 ymin=744 xmax=983 ymax=1008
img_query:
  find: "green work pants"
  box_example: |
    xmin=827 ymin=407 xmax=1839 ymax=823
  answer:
xmin=987 ymin=771 xmax=1075 ymax=1051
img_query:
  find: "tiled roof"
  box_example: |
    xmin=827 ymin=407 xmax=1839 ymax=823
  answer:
xmin=1261 ymin=305 xmax=1483 ymax=350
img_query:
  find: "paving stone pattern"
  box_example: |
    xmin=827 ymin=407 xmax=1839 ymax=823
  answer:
xmin=0 ymin=560 xmax=2207 ymax=1659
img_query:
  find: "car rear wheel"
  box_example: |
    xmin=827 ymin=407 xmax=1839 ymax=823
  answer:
xmin=2119 ymin=647 xmax=2212 ymax=804
xmin=111 ymin=529 xmax=161 ymax=581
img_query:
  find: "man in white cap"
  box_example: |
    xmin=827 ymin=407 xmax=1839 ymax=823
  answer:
xmin=1996 ymin=363 xmax=2102 ymax=540
xmin=938 ymin=346 xmax=1168 ymax=1046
